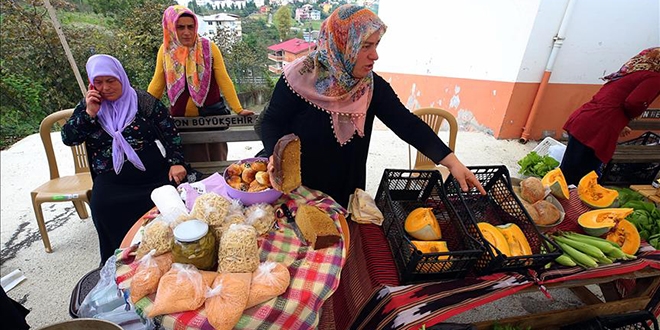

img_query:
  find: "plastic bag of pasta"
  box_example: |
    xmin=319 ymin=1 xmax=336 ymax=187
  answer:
xmin=205 ymin=273 xmax=252 ymax=330
xmin=147 ymin=263 xmax=206 ymax=317
xmin=211 ymin=199 xmax=246 ymax=241
xmin=129 ymin=251 xmax=173 ymax=304
xmin=244 ymin=203 xmax=275 ymax=236
xmin=218 ymin=224 xmax=259 ymax=273
xmin=245 ymin=261 xmax=291 ymax=309
xmin=190 ymin=192 xmax=231 ymax=226
xmin=135 ymin=219 xmax=173 ymax=259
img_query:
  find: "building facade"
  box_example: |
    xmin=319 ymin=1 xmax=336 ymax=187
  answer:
xmin=267 ymin=38 xmax=316 ymax=75
xmin=376 ymin=0 xmax=660 ymax=140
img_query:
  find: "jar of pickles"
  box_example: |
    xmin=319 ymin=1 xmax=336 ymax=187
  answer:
xmin=172 ymin=219 xmax=217 ymax=271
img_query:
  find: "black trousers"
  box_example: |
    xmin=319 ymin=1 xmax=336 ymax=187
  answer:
xmin=90 ymin=143 xmax=172 ymax=263
xmin=559 ymin=135 xmax=603 ymax=186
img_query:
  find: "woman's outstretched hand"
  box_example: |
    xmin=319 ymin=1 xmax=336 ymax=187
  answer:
xmin=440 ymin=153 xmax=487 ymax=195
xmin=238 ymin=109 xmax=254 ymax=116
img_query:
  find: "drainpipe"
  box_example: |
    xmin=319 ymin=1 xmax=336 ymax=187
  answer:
xmin=520 ymin=0 xmax=576 ymax=143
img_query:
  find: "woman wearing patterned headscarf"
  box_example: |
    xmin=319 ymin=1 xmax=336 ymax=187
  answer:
xmin=62 ymin=54 xmax=187 ymax=263
xmin=148 ymin=5 xmax=253 ymax=162
xmin=260 ymin=4 xmax=484 ymax=207
xmin=561 ymin=47 xmax=660 ymax=185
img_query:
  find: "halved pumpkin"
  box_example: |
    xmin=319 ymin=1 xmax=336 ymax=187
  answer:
xmin=606 ymin=219 xmax=641 ymax=255
xmin=412 ymin=240 xmax=449 ymax=255
xmin=542 ymin=168 xmax=569 ymax=200
xmin=478 ymin=222 xmax=511 ymax=256
xmin=577 ymin=208 xmax=634 ymax=236
xmin=578 ymin=171 xmax=619 ymax=209
xmin=497 ymin=223 xmax=533 ymax=257
xmin=405 ymin=207 xmax=442 ymax=240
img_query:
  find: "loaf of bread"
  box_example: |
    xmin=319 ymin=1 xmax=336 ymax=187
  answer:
xmin=294 ymin=204 xmax=341 ymax=249
xmin=272 ymin=133 xmax=301 ymax=193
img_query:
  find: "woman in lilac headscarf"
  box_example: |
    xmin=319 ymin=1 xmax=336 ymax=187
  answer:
xmin=62 ymin=54 xmax=187 ymax=263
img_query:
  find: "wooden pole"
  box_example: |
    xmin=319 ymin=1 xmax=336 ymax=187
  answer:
xmin=42 ymin=0 xmax=87 ymax=97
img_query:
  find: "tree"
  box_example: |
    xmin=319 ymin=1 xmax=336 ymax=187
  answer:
xmin=273 ymin=5 xmax=292 ymax=41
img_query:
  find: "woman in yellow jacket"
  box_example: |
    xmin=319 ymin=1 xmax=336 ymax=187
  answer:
xmin=148 ymin=5 xmax=253 ymax=162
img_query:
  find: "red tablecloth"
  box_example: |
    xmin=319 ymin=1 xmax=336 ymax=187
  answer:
xmin=321 ymin=190 xmax=660 ymax=330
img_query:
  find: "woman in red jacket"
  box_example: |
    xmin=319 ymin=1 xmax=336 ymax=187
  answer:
xmin=560 ymin=47 xmax=660 ymax=185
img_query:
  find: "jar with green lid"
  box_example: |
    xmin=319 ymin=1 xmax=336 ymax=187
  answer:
xmin=172 ymin=219 xmax=217 ymax=271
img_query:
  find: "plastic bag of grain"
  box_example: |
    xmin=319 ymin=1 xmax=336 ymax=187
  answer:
xmin=244 ymin=203 xmax=275 ymax=236
xmin=205 ymin=273 xmax=252 ymax=330
xmin=147 ymin=263 xmax=207 ymax=317
xmin=218 ymin=224 xmax=259 ymax=273
xmin=130 ymin=251 xmax=173 ymax=304
xmin=245 ymin=261 xmax=291 ymax=309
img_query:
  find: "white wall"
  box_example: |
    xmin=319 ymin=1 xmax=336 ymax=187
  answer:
xmin=540 ymin=0 xmax=659 ymax=84
xmin=377 ymin=0 xmax=660 ymax=84
xmin=377 ymin=0 xmax=542 ymax=82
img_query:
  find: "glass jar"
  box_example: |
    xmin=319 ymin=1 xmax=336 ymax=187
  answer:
xmin=172 ymin=219 xmax=217 ymax=271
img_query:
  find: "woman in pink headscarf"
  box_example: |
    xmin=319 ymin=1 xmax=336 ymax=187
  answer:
xmin=62 ymin=54 xmax=187 ymax=263
xmin=561 ymin=47 xmax=660 ymax=185
xmin=259 ymin=4 xmax=484 ymax=207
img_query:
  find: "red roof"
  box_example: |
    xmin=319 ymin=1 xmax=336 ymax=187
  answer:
xmin=268 ymin=38 xmax=315 ymax=54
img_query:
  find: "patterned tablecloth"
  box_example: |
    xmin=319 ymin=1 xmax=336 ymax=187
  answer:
xmin=115 ymin=186 xmax=347 ymax=330
xmin=319 ymin=189 xmax=660 ymax=330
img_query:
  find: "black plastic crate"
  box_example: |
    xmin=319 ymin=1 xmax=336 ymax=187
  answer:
xmin=375 ymin=169 xmax=485 ymax=284
xmin=561 ymin=310 xmax=658 ymax=330
xmin=443 ymin=166 xmax=561 ymax=274
xmin=600 ymin=131 xmax=660 ymax=186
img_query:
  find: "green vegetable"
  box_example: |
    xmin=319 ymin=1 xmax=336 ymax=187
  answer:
xmin=615 ymin=188 xmax=644 ymax=206
xmin=623 ymin=199 xmax=660 ymax=248
xmin=517 ymin=151 xmax=559 ymax=177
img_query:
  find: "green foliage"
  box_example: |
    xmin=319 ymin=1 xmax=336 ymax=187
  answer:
xmin=273 ymin=5 xmax=293 ymax=41
xmin=517 ymin=151 xmax=559 ymax=177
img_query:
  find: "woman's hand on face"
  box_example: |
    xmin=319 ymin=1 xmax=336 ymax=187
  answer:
xmin=169 ymin=164 xmax=187 ymax=185
xmin=440 ymin=153 xmax=487 ymax=195
xmin=86 ymin=84 xmax=102 ymax=117
xmin=238 ymin=109 xmax=254 ymax=116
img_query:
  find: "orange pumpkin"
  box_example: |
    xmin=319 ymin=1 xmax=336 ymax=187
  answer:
xmin=605 ymin=219 xmax=641 ymax=255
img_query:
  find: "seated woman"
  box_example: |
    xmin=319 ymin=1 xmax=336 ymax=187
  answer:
xmin=148 ymin=5 xmax=253 ymax=162
xmin=260 ymin=4 xmax=485 ymax=207
xmin=62 ymin=54 xmax=187 ymax=263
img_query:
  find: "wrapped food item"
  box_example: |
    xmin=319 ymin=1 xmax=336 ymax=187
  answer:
xmin=205 ymin=273 xmax=252 ymax=330
xmin=129 ymin=251 xmax=173 ymax=304
xmin=218 ymin=224 xmax=259 ymax=273
xmin=191 ymin=192 xmax=231 ymax=226
xmin=212 ymin=200 xmax=246 ymax=241
xmin=244 ymin=203 xmax=275 ymax=236
xmin=148 ymin=264 xmax=206 ymax=317
xmin=245 ymin=261 xmax=291 ymax=309
xmin=136 ymin=219 xmax=173 ymax=260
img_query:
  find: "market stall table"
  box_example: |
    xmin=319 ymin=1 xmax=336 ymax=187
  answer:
xmin=117 ymin=186 xmax=350 ymax=330
xmin=320 ymin=189 xmax=660 ymax=330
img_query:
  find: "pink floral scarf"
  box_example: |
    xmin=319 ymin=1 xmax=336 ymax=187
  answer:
xmin=284 ymin=5 xmax=386 ymax=145
xmin=602 ymin=47 xmax=660 ymax=82
xmin=162 ymin=5 xmax=212 ymax=107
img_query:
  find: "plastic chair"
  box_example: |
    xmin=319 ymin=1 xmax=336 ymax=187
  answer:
xmin=30 ymin=109 xmax=93 ymax=253
xmin=408 ymin=107 xmax=458 ymax=180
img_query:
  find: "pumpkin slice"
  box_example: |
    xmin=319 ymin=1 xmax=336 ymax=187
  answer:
xmin=497 ymin=223 xmax=532 ymax=257
xmin=477 ymin=222 xmax=511 ymax=257
xmin=577 ymin=208 xmax=633 ymax=236
xmin=412 ymin=240 xmax=449 ymax=255
xmin=606 ymin=219 xmax=641 ymax=255
xmin=404 ymin=207 xmax=442 ymax=241
xmin=541 ymin=168 xmax=569 ymax=200
xmin=577 ymin=171 xmax=618 ymax=209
